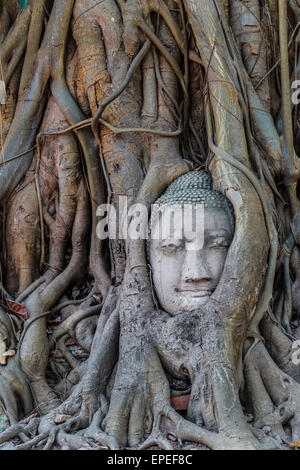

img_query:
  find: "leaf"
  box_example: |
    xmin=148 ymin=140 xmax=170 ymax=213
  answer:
xmin=6 ymin=299 xmax=28 ymax=321
xmin=290 ymin=439 xmax=300 ymax=448
xmin=171 ymin=394 xmax=190 ymax=411
xmin=0 ymin=337 xmax=15 ymax=365
xmin=71 ymin=287 xmax=80 ymax=300
xmin=3 ymin=350 xmax=15 ymax=358
xmin=54 ymin=414 xmax=73 ymax=425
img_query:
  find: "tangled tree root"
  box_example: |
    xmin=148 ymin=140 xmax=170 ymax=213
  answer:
xmin=244 ymin=340 xmax=300 ymax=444
xmin=0 ymin=0 xmax=299 ymax=452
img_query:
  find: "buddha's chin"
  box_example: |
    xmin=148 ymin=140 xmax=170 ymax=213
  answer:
xmin=168 ymin=292 xmax=212 ymax=315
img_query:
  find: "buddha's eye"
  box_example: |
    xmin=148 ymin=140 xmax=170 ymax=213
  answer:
xmin=207 ymin=238 xmax=229 ymax=249
xmin=160 ymin=239 xmax=183 ymax=254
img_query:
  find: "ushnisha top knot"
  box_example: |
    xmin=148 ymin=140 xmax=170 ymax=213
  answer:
xmin=151 ymin=171 xmax=235 ymax=231
xmin=165 ymin=170 xmax=213 ymax=193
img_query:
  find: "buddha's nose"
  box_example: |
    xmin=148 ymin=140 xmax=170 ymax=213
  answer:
xmin=181 ymin=250 xmax=212 ymax=284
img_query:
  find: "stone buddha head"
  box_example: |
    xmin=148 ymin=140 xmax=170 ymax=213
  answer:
xmin=149 ymin=171 xmax=235 ymax=316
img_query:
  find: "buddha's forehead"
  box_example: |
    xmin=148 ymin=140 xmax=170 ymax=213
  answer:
xmin=149 ymin=207 xmax=233 ymax=251
xmin=154 ymin=204 xmax=233 ymax=237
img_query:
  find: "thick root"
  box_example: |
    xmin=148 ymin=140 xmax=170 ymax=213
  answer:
xmin=0 ymin=417 xmax=39 ymax=448
xmin=104 ymin=336 xmax=261 ymax=450
xmin=0 ymin=357 xmax=33 ymax=423
xmin=244 ymin=339 xmax=300 ymax=443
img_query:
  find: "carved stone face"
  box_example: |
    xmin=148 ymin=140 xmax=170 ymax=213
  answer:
xmin=149 ymin=205 xmax=234 ymax=315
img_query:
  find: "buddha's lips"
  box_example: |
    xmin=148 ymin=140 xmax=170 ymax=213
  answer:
xmin=175 ymin=288 xmax=213 ymax=297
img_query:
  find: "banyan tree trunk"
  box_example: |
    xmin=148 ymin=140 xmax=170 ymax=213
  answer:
xmin=0 ymin=0 xmax=299 ymax=450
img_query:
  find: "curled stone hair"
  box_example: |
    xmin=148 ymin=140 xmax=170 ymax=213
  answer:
xmin=150 ymin=171 xmax=235 ymax=234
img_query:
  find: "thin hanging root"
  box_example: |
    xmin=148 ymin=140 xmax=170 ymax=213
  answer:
xmin=254 ymin=12 xmax=300 ymax=90
xmin=0 ymin=146 xmax=37 ymax=168
xmin=31 ymin=118 xmax=182 ymax=143
xmin=148 ymin=0 xmax=202 ymax=65
xmin=96 ymin=119 xmax=182 ymax=137
xmin=153 ymin=47 xmax=181 ymax=116
xmin=91 ymin=39 xmax=152 ymax=143
xmin=35 ymin=143 xmax=45 ymax=271
xmin=137 ymin=20 xmax=188 ymax=99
